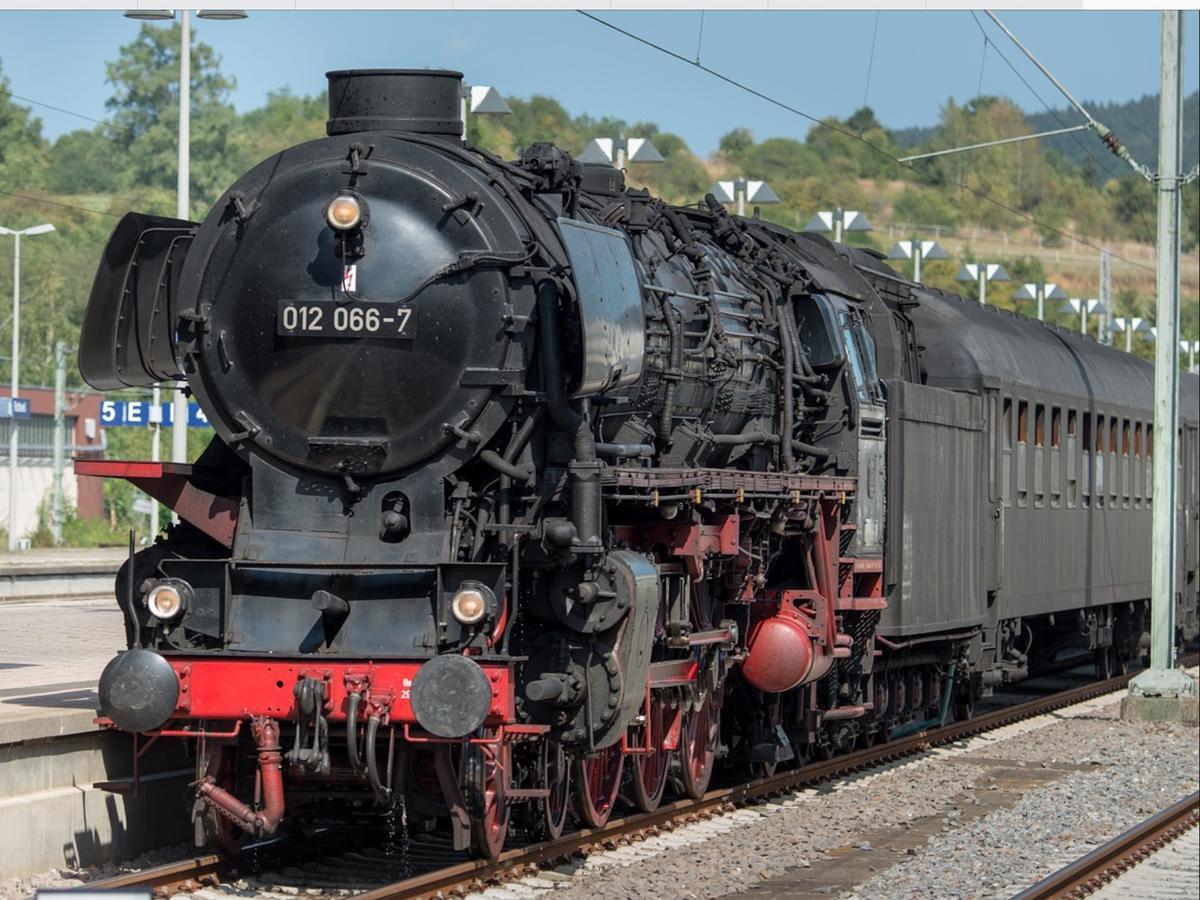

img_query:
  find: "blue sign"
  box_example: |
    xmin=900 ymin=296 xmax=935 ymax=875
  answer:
xmin=100 ymin=400 xmax=212 ymax=429
xmin=0 ymin=397 xmax=31 ymax=419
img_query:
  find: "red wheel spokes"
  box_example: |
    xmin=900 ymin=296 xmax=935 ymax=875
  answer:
xmin=572 ymin=742 xmax=624 ymax=828
xmin=630 ymin=698 xmax=669 ymax=812
xmin=679 ymin=692 xmax=720 ymax=799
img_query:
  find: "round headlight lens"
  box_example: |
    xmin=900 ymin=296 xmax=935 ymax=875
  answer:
xmin=146 ymin=583 xmax=186 ymax=621
xmin=451 ymin=587 xmax=488 ymax=625
xmin=326 ymin=194 xmax=362 ymax=231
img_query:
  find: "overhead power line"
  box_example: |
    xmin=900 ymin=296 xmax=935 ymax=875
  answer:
xmin=0 ymin=188 xmax=121 ymax=219
xmin=967 ymin=12 xmax=1157 ymax=250
xmin=5 ymin=93 xmax=110 ymax=128
xmin=984 ymin=10 xmax=1155 ymax=182
xmin=898 ymin=124 xmax=1090 ymax=163
xmin=576 ymin=11 xmax=1156 ymax=275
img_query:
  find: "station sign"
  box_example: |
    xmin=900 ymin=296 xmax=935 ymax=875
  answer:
xmin=100 ymin=400 xmax=212 ymax=429
xmin=0 ymin=397 xmax=31 ymax=419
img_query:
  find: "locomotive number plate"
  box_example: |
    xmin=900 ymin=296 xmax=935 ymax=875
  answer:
xmin=276 ymin=301 xmax=415 ymax=339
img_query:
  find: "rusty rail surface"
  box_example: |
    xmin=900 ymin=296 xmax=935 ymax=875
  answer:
xmin=75 ymin=853 xmax=230 ymax=894
xmin=77 ymin=659 xmax=1196 ymax=899
xmin=1013 ymin=790 xmax=1200 ymax=900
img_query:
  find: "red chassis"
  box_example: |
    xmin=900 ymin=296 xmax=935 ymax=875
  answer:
xmin=99 ymin=657 xmax=518 ymax=736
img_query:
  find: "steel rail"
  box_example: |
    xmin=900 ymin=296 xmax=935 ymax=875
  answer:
xmin=352 ymin=661 xmax=1198 ymax=900
xmin=76 ymin=658 xmax=1196 ymax=899
xmin=1012 ymin=790 xmax=1200 ymax=899
xmin=76 ymin=853 xmax=230 ymax=894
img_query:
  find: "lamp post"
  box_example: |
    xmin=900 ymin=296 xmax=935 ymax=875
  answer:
xmin=1111 ymin=316 xmax=1147 ymax=353
xmin=955 ymin=263 xmax=1010 ymax=307
xmin=1062 ymin=298 xmax=1101 ymax=336
xmin=125 ymin=8 xmax=246 ymax=482
xmin=804 ymin=208 xmax=871 ymax=244
xmin=1182 ymin=339 xmax=1199 ymax=373
xmin=460 ymin=84 xmax=512 ymax=141
xmin=0 ymin=223 xmax=55 ymax=551
xmin=711 ymin=178 xmax=779 ymax=217
xmin=579 ymin=136 xmax=664 ymax=170
xmin=887 ymin=239 xmax=947 ymax=284
xmin=1014 ymin=281 xmax=1067 ymax=322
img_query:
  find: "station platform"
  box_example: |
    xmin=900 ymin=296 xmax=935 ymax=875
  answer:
xmin=0 ymin=547 xmax=124 ymax=603
xmin=0 ymin=595 xmax=192 ymax=880
xmin=0 ymin=597 xmax=124 ymax=743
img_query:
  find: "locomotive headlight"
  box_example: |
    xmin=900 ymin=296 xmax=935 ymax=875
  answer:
xmin=326 ymin=194 xmax=363 ymax=231
xmin=451 ymin=586 xmax=488 ymax=625
xmin=146 ymin=581 xmax=190 ymax=621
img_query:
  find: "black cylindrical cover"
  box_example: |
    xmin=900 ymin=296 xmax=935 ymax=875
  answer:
xmin=98 ymin=649 xmax=179 ymax=733
xmin=327 ymin=69 xmax=463 ymax=136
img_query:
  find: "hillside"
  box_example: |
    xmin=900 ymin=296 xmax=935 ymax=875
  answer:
xmin=891 ymin=91 xmax=1200 ymax=185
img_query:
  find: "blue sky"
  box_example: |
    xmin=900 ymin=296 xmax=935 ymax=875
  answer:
xmin=1 ymin=9 xmax=1197 ymax=157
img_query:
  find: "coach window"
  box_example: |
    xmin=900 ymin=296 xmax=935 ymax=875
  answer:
xmin=1050 ymin=406 xmax=1063 ymax=506
xmin=1145 ymin=425 xmax=1153 ymax=500
xmin=1081 ymin=413 xmax=1092 ymax=506
xmin=1001 ymin=398 xmax=1013 ymax=502
xmin=1109 ymin=417 xmax=1120 ymax=503
xmin=1017 ymin=400 xmax=1029 ymax=506
xmin=1121 ymin=419 xmax=1132 ymax=507
xmin=1066 ymin=410 xmax=1078 ymax=507
xmin=1133 ymin=423 xmax=1143 ymax=506
xmin=1034 ymin=403 xmax=1046 ymax=504
xmin=1094 ymin=414 xmax=1105 ymax=505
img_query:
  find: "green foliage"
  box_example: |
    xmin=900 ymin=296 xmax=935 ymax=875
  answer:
xmin=105 ymin=23 xmax=237 ymax=214
xmin=0 ymin=60 xmax=49 ymax=190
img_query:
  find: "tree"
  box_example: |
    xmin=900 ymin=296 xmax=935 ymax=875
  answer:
xmin=105 ymin=23 xmax=237 ymax=213
xmin=45 ymin=129 xmax=127 ymax=194
xmin=0 ymin=61 xmax=49 ymax=190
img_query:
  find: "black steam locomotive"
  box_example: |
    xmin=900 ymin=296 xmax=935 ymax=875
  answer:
xmin=79 ymin=69 xmax=1200 ymax=859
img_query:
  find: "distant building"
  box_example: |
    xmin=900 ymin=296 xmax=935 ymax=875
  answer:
xmin=0 ymin=385 xmax=106 ymax=541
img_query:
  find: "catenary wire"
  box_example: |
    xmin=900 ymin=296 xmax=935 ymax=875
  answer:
xmin=967 ymin=12 xmax=1158 ymax=250
xmin=576 ymin=10 xmax=1156 ymax=275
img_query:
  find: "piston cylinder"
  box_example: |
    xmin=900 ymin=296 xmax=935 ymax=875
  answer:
xmin=741 ymin=607 xmax=818 ymax=693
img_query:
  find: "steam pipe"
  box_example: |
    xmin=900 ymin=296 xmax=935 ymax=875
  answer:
xmin=346 ymin=691 xmax=363 ymax=773
xmin=595 ymin=442 xmax=655 ymax=458
xmin=365 ymin=715 xmax=391 ymax=804
xmin=658 ymin=299 xmax=682 ymax=445
xmin=792 ymin=439 xmax=832 ymax=459
xmin=778 ymin=298 xmax=797 ymax=471
xmin=194 ymin=717 xmax=285 ymax=836
xmin=479 ymin=449 xmax=534 ymax=485
xmin=536 ymin=280 xmax=595 ymax=464
xmin=709 ymin=431 xmax=780 ymax=445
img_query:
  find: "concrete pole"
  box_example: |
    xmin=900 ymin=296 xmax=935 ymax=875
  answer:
xmin=170 ymin=11 xmax=191 ymax=504
xmin=8 ymin=232 xmax=19 ymax=552
xmin=1100 ymin=249 xmax=1113 ymax=345
xmin=912 ymin=241 xmax=922 ymax=284
xmin=978 ymin=269 xmax=987 ymax=307
xmin=1080 ymin=303 xmax=1088 ymax=335
xmin=1129 ymin=10 xmax=1193 ymax=700
xmin=833 ymin=209 xmax=844 ymax=244
xmin=51 ymin=342 xmax=65 ymax=545
xmin=1126 ymin=327 xmax=1134 ymax=353
xmin=460 ymin=88 xmax=469 ymax=141
xmin=616 ymin=143 xmax=626 ymax=171
xmin=736 ymin=185 xmax=746 ymax=218
xmin=1036 ymin=284 xmax=1045 ymax=322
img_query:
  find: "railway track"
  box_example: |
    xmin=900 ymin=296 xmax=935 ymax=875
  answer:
xmin=1013 ymin=790 xmax=1200 ymax=900
xmin=79 ymin=658 xmax=1195 ymax=900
